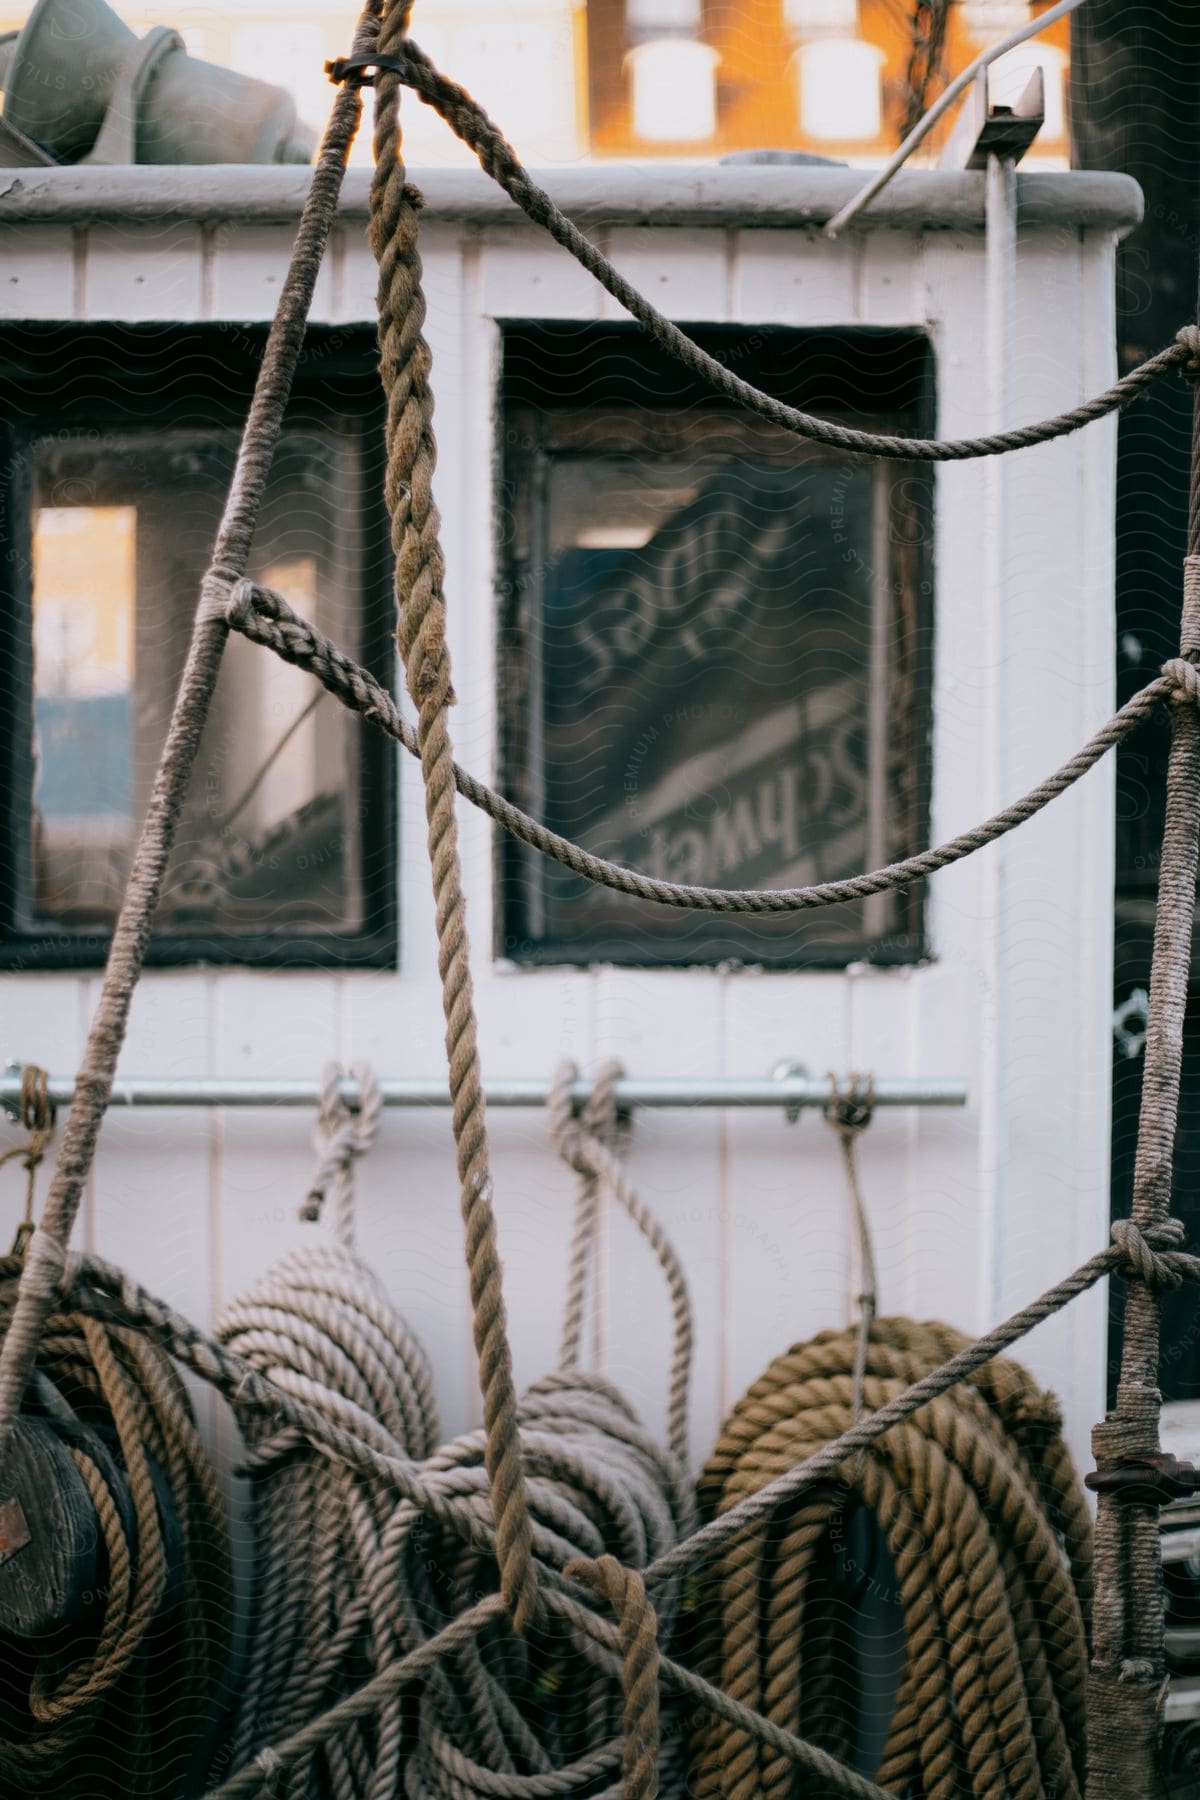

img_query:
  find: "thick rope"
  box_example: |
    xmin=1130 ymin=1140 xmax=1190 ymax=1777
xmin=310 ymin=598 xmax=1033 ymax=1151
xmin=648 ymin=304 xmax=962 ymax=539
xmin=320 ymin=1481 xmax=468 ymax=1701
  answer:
xmin=0 ymin=1257 xmax=231 ymax=1798
xmin=212 ymin=1062 xmax=438 ymax=1795
xmin=690 ymin=1317 xmax=1093 ymax=1800
xmin=548 ymin=1061 xmax=693 ymax=1466
xmin=220 ymin=574 xmax=1180 ymax=915
xmin=0 ymin=0 xmax=383 ymax=1443
xmin=1086 ymin=625 xmax=1200 ymax=1795
xmin=342 ymin=37 xmax=1193 ymax=466
xmin=368 ymin=0 xmax=536 ymax=1635
xmin=25 ymin=1233 xmax=1195 ymax=1800
xmin=567 ymin=1556 xmax=661 ymax=1800
xmin=336 ymin=1369 xmax=693 ymax=1800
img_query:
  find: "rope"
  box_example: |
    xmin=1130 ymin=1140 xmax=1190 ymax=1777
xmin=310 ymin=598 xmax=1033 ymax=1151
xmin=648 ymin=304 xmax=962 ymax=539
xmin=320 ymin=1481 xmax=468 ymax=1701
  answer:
xmin=220 ymin=574 xmax=1181 ymax=915
xmin=369 ymin=0 xmax=536 ymax=1636
xmin=341 ymin=1369 xmax=694 ymax=1800
xmin=342 ymin=36 xmax=1193 ymax=466
xmin=1086 ymin=625 xmax=1200 ymax=1794
xmin=1 ymin=1064 xmax=55 ymax=1257
xmin=0 ymin=0 xmax=383 ymax=1444
xmin=548 ymin=1061 xmax=694 ymax=1465
xmin=823 ymin=1074 xmax=878 ymax=1426
xmin=690 ymin=1317 xmax=1093 ymax=1800
xmin=0 ymin=1255 xmax=231 ymax=1798
xmin=20 ymin=1230 xmax=1193 ymax=1800
xmin=213 ymin=1062 xmax=439 ymax=1794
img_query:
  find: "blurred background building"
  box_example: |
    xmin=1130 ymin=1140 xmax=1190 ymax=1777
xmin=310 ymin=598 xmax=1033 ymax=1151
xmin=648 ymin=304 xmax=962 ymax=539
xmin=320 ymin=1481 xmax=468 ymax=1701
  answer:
xmin=0 ymin=0 xmax=1071 ymax=167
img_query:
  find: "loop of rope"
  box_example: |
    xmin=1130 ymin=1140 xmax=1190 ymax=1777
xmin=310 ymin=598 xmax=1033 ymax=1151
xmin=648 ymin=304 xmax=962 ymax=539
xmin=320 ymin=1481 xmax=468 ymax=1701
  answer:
xmin=549 ymin=1060 xmax=694 ymax=1466
xmin=299 ymin=1061 xmax=385 ymax=1245
xmin=823 ymin=1074 xmax=878 ymax=1426
xmin=370 ymin=0 xmax=536 ymax=1636
xmin=566 ymin=1555 xmax=661 ymax=1800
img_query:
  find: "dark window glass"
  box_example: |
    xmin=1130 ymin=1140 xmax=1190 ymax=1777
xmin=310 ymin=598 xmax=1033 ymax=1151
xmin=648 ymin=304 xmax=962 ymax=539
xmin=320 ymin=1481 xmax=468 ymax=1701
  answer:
xmin=498 ymin=325 xmax=933 ymax=967
xmin=0 ymin=325 xmax=395 ymax=969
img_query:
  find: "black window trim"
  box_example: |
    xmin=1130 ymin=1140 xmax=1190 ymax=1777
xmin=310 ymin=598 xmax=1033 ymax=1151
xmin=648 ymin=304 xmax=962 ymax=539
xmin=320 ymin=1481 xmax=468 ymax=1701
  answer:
xmin=0 ymin=321 xmax=398 ymax=972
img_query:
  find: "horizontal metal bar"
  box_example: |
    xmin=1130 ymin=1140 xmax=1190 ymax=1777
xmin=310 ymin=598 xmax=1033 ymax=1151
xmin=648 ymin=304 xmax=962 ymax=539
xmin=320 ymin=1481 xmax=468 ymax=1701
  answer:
xmin=1 ymin=1072 xmax=967 ymax=1115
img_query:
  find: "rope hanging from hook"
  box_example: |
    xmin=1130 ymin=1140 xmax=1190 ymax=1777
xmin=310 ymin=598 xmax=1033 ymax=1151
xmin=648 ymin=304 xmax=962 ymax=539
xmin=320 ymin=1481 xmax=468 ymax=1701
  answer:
xmin=690 ymin=1319 xmax=1094 ymax=1800
xmin=1 ymin=1066 xmax=56 ymax=1259
xmin=214 ymin=1062 xmax=440 ymax=1795
xmin=824 ymin=1073 xmax=878 ymax=1426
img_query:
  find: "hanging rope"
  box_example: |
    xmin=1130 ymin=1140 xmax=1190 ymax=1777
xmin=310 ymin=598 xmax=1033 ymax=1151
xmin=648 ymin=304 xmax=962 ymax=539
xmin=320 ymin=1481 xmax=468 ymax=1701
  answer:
xmin=0 ymin=0 xmax=384 ymax=1444
xmin=0 ymin=1254 xmax=231 ymax=1799
xmin=1 ymin=1065 xmax=55 ymax=1258
xmin=368 ymin=0 xmax=536 ymax=1636
xmin=690 ymin=1318 xmax=1094 ymax=1799
xmin=214 ymin=1062 xmax=439 ymax=1795
xmin=2 ymin=11 xmax=1200 ymax=1796
xmin=548 ymin=1060 xmax=693 ymax=1466
xmin=824 ymin=1073 xmax=878 ymax=1426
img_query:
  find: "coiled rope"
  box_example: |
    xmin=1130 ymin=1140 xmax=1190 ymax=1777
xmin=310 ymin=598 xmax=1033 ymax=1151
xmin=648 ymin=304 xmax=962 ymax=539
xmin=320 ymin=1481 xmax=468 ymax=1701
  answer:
xmin=303 ymin=1063 xmax=696 ymax=1800
xmin=690 ymin=1318 xmax=1093 ymax=1800
xmin=0 ymin=1252 xmax=231 ymax=1799
xmin=214 ymin=1063 xmax=439 ymax=1796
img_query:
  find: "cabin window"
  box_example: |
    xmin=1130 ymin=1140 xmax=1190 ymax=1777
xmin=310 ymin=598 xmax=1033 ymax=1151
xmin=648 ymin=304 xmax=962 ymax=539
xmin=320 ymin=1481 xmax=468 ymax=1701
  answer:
xmin=0 ymin=324 xmax=395 ymax=969
xmin=497 ymin=324 xmax=933 ymax=968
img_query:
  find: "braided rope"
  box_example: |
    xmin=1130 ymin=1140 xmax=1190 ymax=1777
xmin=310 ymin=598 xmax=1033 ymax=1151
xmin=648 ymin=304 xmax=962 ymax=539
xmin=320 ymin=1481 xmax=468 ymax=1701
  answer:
xmin=219 ymin=574 xmax=1180 ymax=916
xmin=0 ymin=1260 xmax=231 ymax=1797
xmin=213 ymin=1065 xmax=439 ymax=1793
xmin=351 ymin=36 xmax=1193 ymax=465
xmin=11 ymin=1224 xmax=1190 ymax=1800
xmin=0 ymin=0 xmax=383 ymax=1442
xmin=691 ymin=1317 xmax=1092 ymax=1799
xmin=548 ymin=1061 xmax=694 ymax=1466
xmin=369 ymin=0 xmax=536 ymax=1635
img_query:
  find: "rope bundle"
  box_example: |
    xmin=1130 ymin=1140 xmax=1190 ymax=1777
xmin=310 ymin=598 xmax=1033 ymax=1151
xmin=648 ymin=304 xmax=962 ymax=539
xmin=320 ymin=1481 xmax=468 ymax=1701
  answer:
xmin=215 ymin=1066 xmax=440 ymax=1795
xmin=0 ymin=1253 xmax=231 ymax=1799
xmin=378 ymin=1369 xmax=694 ymax=1799
xmin=365 ymin=1065 xmax=695 ymax=1800
xmin=690 ymin=1317 xmax=1094 ymax=1800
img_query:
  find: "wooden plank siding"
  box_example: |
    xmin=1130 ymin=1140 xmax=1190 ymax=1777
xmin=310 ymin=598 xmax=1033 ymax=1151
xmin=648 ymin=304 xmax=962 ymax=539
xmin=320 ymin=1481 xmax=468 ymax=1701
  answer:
xmin=0 ymin=194 xmax=1122 ymax=1473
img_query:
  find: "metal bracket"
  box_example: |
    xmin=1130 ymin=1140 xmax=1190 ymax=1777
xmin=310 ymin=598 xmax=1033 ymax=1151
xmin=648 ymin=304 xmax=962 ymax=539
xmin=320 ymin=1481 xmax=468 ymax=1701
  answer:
xmin=771 ymin=1059 xmax=811 ymax=1126
xmin=1114 ymin=988 xmax=1150 ymax=1061
xmin=938 ymin=64 xmax=1046 ymax=172
xmin=1086 ymin=1454 xmax=1200 ymax=1506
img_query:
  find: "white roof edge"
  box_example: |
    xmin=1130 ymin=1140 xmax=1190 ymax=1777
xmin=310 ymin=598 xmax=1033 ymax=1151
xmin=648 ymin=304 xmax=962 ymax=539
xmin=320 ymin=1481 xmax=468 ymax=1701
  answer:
xmin=0 ymin=163 xmax=1144 ymax=236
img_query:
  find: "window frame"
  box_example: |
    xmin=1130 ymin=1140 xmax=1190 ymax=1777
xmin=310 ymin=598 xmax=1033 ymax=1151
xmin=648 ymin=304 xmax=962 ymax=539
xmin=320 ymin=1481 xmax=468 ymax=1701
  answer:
xmin=0 ymin=322 xmax=398 ymax=972
xmin=495 ymin=320 xmax=935 ymax=971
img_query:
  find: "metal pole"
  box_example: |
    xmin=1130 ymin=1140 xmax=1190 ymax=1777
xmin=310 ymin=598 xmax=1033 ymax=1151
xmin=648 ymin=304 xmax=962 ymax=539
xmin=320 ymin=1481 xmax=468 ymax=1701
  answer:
xmin=0 ymin=1070 xmax=968 ymax=1116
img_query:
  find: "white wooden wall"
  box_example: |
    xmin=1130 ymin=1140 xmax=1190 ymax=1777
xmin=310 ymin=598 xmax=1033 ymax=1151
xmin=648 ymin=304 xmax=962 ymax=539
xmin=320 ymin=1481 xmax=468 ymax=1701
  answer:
xmin=0 ymin=186 xmax=1122 ymax=1476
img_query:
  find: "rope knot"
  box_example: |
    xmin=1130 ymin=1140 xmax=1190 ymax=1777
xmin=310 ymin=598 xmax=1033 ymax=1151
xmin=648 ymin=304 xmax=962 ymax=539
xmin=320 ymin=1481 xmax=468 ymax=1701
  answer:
xmin=1111 ymin=1217 xmax=1186 ymax=1291
xmin=301 ymin=1063 xmax=384 ymax=1246
xmin=824 ymin=1071 xmax=875 ymax=1138
xmin=566 ymin=1554 xmax=661 ymax=1800
xmin=1177 ymin=325 xmax=1200 ymax=379
xmin=224 ymin=577 xmax=258 ymax=632
xmin=1161 ymin=656 xmax=1200 ymax=706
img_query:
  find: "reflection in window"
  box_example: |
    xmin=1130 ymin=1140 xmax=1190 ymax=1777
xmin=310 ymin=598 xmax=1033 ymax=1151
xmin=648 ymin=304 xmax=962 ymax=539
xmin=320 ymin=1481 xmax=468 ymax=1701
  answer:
xmin=28 ymin=430 xmax=361 ymax=937
xmin=499 ymin=326 xmax=931 ymax=968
